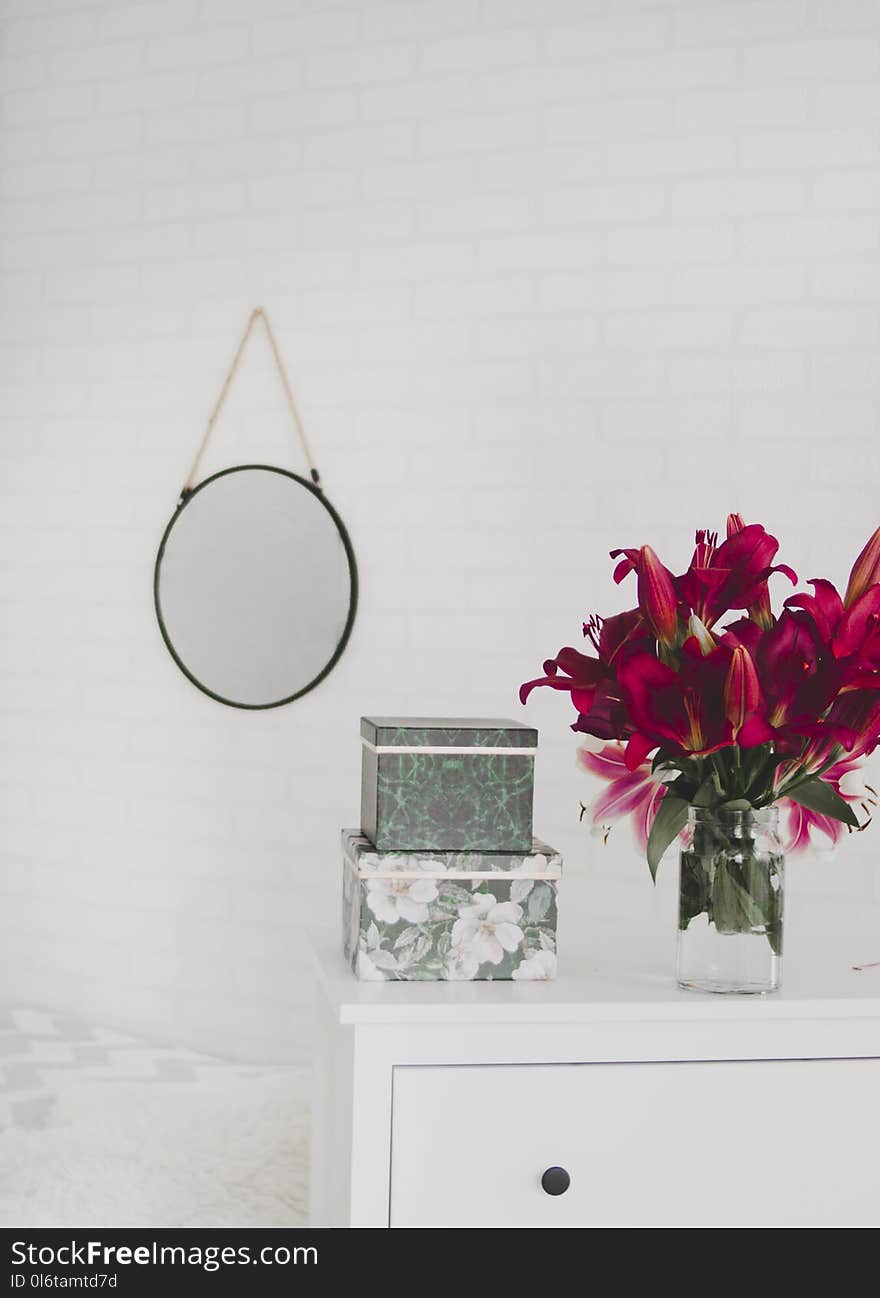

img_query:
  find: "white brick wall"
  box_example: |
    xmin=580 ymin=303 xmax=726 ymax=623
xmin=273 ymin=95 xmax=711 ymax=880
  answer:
xmin=2 ymin=0 xmax=879 ymax=1061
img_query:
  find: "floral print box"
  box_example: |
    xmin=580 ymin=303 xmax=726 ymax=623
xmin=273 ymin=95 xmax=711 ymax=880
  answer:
xmin=342 ymin=830 xmax=561 ymax=982
xmin=360 ymin=716 xmax=538 ymax=852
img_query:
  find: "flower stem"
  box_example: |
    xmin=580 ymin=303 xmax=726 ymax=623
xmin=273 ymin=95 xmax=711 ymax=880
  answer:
xmin=710 ymin=752 xmax=726 ymax=797
xmin=774 ymin=747 xmax=843 ymax=801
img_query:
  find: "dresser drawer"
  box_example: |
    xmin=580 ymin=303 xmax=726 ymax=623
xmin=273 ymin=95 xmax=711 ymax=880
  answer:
xmin=389 ymin=1058 xmax=880 ymax=1228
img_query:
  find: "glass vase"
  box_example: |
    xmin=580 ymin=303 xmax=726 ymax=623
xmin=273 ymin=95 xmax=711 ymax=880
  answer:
xmin=677 ymin=806 xmax=784 ymax=994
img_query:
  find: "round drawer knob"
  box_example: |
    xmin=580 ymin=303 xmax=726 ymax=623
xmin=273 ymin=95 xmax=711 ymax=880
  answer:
xmin=541 ymin=1166 xmax=570 ymax=1196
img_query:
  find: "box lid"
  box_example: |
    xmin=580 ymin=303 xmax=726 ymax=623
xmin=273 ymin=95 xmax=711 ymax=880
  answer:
xmin=342 ymin=830 xmax=561 ymax=878
xmin=360 ymin=717 xmax=537 ymax=750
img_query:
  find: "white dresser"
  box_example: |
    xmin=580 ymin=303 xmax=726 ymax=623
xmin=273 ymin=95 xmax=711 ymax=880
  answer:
xmin=309 ymin=885 xmax=880 ymax=1228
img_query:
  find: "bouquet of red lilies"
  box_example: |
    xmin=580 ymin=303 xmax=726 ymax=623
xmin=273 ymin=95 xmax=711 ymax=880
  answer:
xmin=521 ymin=516 xmax=880 ymax=875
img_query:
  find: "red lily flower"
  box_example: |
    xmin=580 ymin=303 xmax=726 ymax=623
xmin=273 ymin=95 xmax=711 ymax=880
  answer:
xmin=719 ymin=615 xmax=764 ymax=655
xmin=782 ymin=578 xmax=843 ymax=641
xmin=785 ymin=577 xmax=880 ymax=667
xmin=745 ymin=609 xmax=844 ymax=741
xmin=520 ymin=609 xmax=650 ymax=739
xmin=796 ymin=690 xmax=880 ymax=766
xmin=725 ymin=513 xmax=779 ymax=627
xmin=678 ymin=518 xmax=796 ymax=629
xmin=616 ymin=638 xmax=735 ymax=768
xmin=519 ymin=646 xmax=605 ymax=714
xmin=583 ymin=607 xmax=651 ymax=667
xmin=521 ymin=512 xmax=879 ymax=872
xmin=570 ymin=678 xmax=633 ymax=742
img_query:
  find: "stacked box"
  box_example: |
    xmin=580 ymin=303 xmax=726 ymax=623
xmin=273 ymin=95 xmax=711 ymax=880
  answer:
xmin=360 ymin=716 xmax=537 ymax=852
xmin=342 ymin=831 xmax=561 ymax=982
xmin=345 ymin=716 xmax=561 ymax=981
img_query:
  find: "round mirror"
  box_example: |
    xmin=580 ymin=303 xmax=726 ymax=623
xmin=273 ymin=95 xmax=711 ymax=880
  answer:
xmin=154 ymin=465 xmax=357 ymax=709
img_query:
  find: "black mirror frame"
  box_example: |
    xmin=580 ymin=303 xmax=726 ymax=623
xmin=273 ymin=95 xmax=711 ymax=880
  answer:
xmin=153 ymin=463 xmax=359 ymax=710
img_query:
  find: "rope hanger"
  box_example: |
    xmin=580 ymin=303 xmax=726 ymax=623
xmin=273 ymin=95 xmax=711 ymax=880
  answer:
xmin=181 ymin=307 xmax=321 ymax=500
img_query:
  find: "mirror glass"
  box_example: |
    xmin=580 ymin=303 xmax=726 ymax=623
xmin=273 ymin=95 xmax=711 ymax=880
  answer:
xmin=154 ymin=466 xmax=357 ymax=708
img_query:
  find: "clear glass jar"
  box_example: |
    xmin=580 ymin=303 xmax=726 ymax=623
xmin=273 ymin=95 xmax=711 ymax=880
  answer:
xmin=677 ymin=805 xmax=784 ymax=995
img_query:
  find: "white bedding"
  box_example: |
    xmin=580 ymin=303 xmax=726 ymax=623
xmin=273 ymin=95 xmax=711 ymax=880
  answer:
xmin=0 ymin=1008 xmax=309 ymax=1228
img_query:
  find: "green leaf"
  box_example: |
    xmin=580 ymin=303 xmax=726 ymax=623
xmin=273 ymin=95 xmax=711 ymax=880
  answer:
xmin=712 ymin=860 xmax=765 ymax=934
xmin=766 ymin=920 xmax=783 ymax=957
xmin=783 ymin=777 xmax=860 ymax=829
xmin=678 ymin=852 xmax=710 ymax=930
xmin=690 ymin=776 xmax=716 ymax=808
xmin=646 ymin=794 xmax=689 ymax=881
xmin=665 ymin=775 xmax=696 ymax=800
xmin=717 ymin=798 xmax=753 ymax=812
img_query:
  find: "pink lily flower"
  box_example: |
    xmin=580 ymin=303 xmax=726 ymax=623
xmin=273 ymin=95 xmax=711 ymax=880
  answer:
xmin=577 ymin=741 xmax=668 ymax=853
xmin=779 ymin=758 xmax=876 ymax=854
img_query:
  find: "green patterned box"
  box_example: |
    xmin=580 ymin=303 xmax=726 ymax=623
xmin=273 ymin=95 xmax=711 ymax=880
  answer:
xmin=360 ymin=716 xmax=537 ymax=852
xmin=342 ymin=830 xmax=561 ymax=982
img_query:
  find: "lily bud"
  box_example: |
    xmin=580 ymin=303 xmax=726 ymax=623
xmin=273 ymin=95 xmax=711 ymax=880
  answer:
xmin=844 ymin=525 xmax=880 ymax=609
xmin=726 ymin=512 xmax=746 ymax=538
xmin=687 ymin=614 xmax=716 ymax=656
xmin=637 ymin=545 xmax=679 ymax=647
xmin=724 ymin=644 xmax=760 ymax=737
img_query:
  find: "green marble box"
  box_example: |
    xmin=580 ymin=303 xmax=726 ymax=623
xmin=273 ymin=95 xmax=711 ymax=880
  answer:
xmin=342 ymin=829 xmax=561 ymax=981
xmin=360 ymin=716 xmax=537 ymax=852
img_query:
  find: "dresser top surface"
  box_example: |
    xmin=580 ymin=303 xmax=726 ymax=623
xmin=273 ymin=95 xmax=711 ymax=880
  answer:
xmin=316 ymin=851 xmax=880 ymax=1022
xmin=314 ymin=876 xmax=880 ymax=1026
